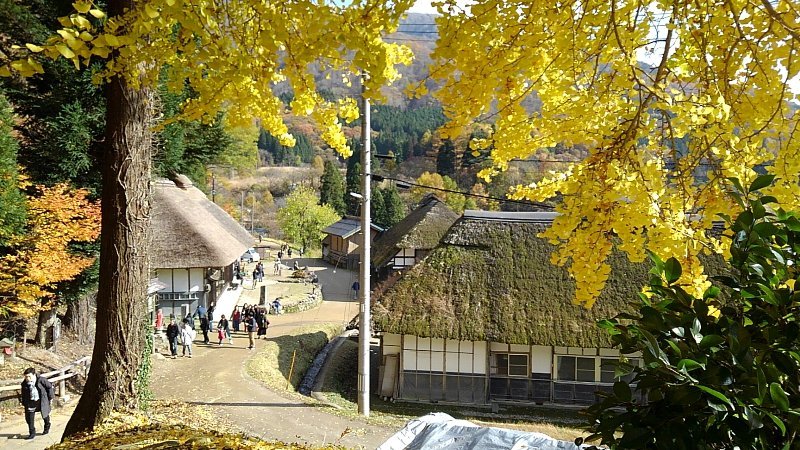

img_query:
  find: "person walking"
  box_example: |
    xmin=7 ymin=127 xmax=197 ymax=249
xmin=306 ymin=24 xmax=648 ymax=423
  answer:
xmin=19 ymin=368 xmax=54 ymax=440
xmin=232 ymin=307 xmax=241 ymax=332
xmin=245 ymin=314 xmax=258 ymax=350
xmin=166 ymin=316 xmax=180 ymax=358
xmin=181 ymin=322 xmax=195 ymax=357
xmin=199 ymin=316 xmax=210 ymax=344
xmin=217 ymin=315 xmax=232 ymax=345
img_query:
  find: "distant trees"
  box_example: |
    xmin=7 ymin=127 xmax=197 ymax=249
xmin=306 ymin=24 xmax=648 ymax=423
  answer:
xmin=374 ymin=186 xmax=405 ymax=228
xmin=277 ymin=186 xmax=340 ymax=252
xmin=411 ymin=172 xmax=466 ymax=213
xmin=370 ymin=105 xmax=445 ymax=161
xmin=345 ymin=148 xmax=362 ymax=216
xmin=320 ymin=160 xmax=346 ymax=215
xmin=0 ymin=94 xmax=26 ymax=248
xmin=436 ymin=138 xmax=457 ymax=178
xmin=258 ymin=128 xmax=314 ymax=166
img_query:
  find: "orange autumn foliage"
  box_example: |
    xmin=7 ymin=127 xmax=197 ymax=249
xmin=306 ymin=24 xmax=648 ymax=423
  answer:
xmin=0 ymin=183 xmax=100 ymax=317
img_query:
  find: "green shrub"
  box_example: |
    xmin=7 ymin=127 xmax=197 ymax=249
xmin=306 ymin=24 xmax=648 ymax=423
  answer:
xmin=584 ymin=176 xmax=800 ymax=449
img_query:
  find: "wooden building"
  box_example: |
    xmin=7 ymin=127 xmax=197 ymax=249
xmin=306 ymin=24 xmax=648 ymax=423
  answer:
xmin=321 ymin=216 xmax=383 ymax=270
xmin=373 ymin=211 xmax=727 ymax=406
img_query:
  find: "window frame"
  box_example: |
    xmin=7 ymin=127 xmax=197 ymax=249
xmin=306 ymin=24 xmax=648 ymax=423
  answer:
xmin=490 ymin=352 xmax=530 ymax=378
xmin=556 ymin=354 xmax=641 ymax=383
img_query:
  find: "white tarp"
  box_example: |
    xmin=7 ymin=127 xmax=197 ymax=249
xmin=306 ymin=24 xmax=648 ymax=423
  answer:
xmin=378 ymin=412 xmax=587 ymax=450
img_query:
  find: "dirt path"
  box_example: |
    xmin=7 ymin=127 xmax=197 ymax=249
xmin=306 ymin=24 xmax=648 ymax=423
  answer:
xmin=150 ymin=299 xmax=393 ymax=449
xmin=0 ymin=260 xmax=390 ymax=449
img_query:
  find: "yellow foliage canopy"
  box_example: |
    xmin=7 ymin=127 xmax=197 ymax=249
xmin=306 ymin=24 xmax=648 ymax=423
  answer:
xmin=4 ymin=0 xmax=415 ymax=158
xmin=0 ymin=184 xmax=100 ymax=316
xmin=428 ymin=0 xmax=800 ymax=307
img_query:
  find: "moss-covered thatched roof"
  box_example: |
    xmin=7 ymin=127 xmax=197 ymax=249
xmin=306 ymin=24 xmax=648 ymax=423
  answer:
xmin=372 ymin=195 xmax=460 ymax=268
xmin=373 ymin=211 xmax=729 ymax=348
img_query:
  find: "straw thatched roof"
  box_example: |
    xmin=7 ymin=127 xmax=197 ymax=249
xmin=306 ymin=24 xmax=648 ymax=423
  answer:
xmin=151 ymin=176 xmax=253 ymax=269
xmin=373 ymin=211 xmax=729 ymax=348
xmin=372 ymin=194 xmax=460 ymax=268
xmin=322 ymin=216 xmax=384 ymax=238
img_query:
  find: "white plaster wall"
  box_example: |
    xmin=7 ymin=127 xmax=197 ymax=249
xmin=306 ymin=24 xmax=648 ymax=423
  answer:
xmin=156 ymin=269 xmax=173 ymax=291
xmin=417 ymin=337 xmax=431 ymax=351
xmin=417 ymin=351 xmax=431 ymax=371
xmin=510 ymin=343 xmax=529 ymax=353
xmin=531 ymin=345 xmax=552 ymax=374
xmin=490 ymin=342 xmax=507 ymax=352
xmin=172 ymin=269 xmax=189 ymax=292
xmin=403 ymin=350 xmax=417 ymax=370
xmin=473 ymin=341 xmax=487 ymax=374
xmin=189 ymin=268 xmax=204 ymax=292
xmin=383 ymin=333 xmax=401 ymax=356
xmin=430 ymin=350 xmax=444 ymax=372
xmin=600 ymin=348 xmax=619 ymax=356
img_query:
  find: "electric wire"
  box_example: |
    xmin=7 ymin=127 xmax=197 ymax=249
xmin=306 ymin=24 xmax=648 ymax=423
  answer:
xmin=368 ymin=173 xmax=555 ymax=210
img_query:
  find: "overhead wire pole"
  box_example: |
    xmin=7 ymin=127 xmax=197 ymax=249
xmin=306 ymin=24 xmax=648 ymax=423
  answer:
xmin=358 ymin=74 xmax=371 ymax=417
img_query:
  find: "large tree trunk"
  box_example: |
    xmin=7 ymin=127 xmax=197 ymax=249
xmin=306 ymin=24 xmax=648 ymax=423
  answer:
xmin=62 ymin=32 xmax=153 ymax=437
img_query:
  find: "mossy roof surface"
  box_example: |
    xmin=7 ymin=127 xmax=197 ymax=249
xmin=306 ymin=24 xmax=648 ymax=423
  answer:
xmin=372 ymin=195 xmax=460 ymax=268
xmin=374 ymin=213 xmax=730 ymax=348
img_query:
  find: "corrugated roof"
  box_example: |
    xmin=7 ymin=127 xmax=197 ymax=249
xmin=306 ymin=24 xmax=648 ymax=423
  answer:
xmin=150 ymin=177 xmax=254 ymax=269
xmin=322 ymin=216 xmax=384 ymax=239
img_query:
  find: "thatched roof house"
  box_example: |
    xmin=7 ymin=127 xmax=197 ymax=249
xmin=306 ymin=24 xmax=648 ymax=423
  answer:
xmin=374 ymin=211 xmax=653 ymax=349
xmin=151 ymin=176 xmax=253 ymax=269
xmin=151 ymin=176 xmax=253 ymax=318
xmin=371 ymin=194 xmax=459 ymax=271
xmin=373 ymin=210 xmax=730 ymax=406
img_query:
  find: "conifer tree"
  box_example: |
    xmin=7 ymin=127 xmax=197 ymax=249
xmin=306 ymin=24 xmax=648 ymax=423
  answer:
xmin=320 ymin=160 xmax=346 ymax=215
xmin=345 ymin=145 xmax=363 ymax=216
xmin=382 ymin=186 xmax=406 ymax=227
xmin=436 ymin=138 xmax=457 ymax=178
xmin=371 ymin=188 xmax=386 ymax=227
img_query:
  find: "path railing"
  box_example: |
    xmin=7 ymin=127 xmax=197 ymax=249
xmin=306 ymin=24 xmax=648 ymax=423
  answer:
xmin=0 ymin=355 xmax=91 ymax=399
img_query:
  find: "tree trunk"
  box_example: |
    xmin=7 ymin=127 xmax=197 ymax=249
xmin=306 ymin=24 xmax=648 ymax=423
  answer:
xmin=62 ymin=29 xmax=153 ymax=437
xmin=64 ymin=291 xmax=96 ymax=345
xmin=35 ymin=307 xmax=58 ymax=347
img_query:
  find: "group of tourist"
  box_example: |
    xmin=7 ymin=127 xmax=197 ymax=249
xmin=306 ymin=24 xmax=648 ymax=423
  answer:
xmin=237 ymin=304 xmax=271 ymax=349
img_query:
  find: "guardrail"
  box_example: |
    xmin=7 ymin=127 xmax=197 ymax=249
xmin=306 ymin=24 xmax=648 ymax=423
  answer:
xmin=0 ymin=356 xmax=91 ymax=398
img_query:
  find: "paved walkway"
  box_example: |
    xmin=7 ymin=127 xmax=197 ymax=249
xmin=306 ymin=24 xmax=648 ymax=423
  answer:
xmin=0 ymin=259 xmax=390 ymax=449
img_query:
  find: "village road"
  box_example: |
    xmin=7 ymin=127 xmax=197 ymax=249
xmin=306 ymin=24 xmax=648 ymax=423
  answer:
xmin=0 ymin=259 xmax=396 ymax=450
xmin=149 ymin=299 xmax=394 ymax=449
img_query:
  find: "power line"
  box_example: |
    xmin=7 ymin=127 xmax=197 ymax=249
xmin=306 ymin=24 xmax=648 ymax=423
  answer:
xmin=369 ymin=174 xmax=555 ymax=210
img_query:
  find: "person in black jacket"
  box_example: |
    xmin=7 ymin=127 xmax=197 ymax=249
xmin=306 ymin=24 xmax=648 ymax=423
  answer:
xmin=166 ymin=316 xmax=180 ymax=358
xmin=20 ymin=368 xmax=54 ymax=440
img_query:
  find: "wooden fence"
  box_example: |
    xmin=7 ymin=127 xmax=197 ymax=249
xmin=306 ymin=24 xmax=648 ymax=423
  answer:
xmin=0 ymin=356 xmax=91 ymax=400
